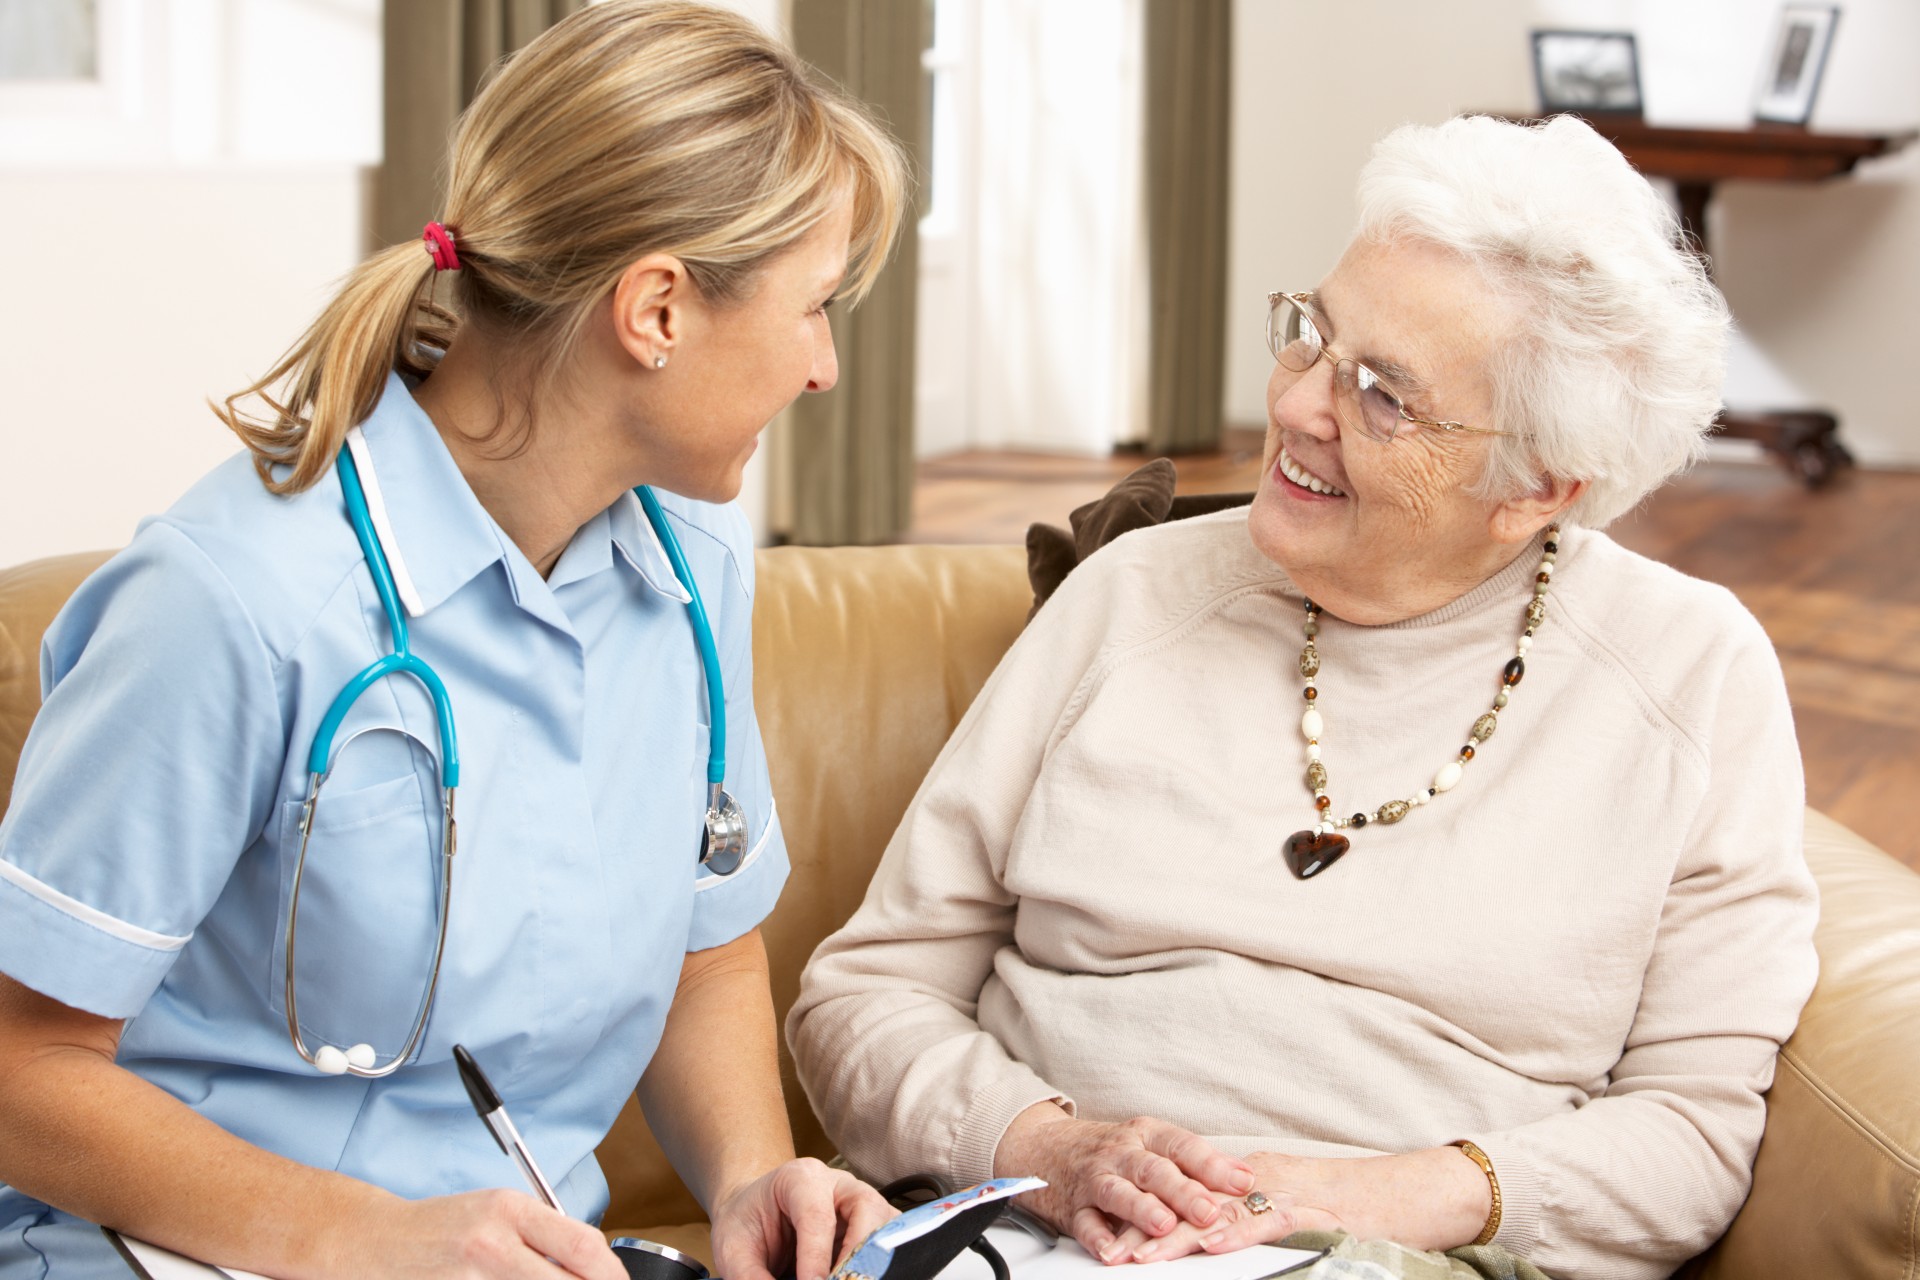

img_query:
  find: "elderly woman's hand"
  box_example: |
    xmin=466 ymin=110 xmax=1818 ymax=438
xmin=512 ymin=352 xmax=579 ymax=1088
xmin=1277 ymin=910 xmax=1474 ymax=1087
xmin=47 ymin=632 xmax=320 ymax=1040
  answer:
xmin=1108 ymin=1148 xmax=1493 ymax=1265
xmin=992 ymin=1103 xmax=1256 ymax=1263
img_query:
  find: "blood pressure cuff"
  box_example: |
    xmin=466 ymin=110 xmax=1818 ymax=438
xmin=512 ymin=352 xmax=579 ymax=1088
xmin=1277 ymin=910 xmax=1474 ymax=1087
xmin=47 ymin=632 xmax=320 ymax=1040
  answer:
xmin=836 ymin=1177 xmax=1044 ymax=1280
xmin=834 ymin=1198 xmax=1012 ymax=1280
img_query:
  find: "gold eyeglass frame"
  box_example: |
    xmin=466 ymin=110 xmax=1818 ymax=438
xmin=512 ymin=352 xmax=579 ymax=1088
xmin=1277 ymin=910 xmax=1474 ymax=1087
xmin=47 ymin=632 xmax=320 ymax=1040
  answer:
xmin=1266 ymin=291 xmax=1518 ymax=442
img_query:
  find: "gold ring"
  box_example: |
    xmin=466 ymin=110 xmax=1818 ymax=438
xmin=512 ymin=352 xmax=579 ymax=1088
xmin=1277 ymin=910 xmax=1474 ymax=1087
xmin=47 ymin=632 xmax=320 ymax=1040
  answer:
xmin=1244 ymin=1191 xmax=1274 ymax=1215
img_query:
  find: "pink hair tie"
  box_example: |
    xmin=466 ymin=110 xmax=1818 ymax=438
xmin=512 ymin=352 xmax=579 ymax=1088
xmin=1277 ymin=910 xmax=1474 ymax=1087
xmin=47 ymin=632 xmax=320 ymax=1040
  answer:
xmin=422 ymin=221 xmax=461 ymax=272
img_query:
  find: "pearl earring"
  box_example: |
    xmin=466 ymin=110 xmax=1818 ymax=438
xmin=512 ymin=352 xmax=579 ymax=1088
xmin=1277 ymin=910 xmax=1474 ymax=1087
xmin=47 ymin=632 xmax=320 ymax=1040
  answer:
xmin=654 ymin=354 xmax=668 ymax=369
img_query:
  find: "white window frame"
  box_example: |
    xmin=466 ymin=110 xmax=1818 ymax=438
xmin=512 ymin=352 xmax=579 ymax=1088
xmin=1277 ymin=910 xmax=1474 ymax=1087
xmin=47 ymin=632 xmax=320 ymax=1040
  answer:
xmin=0 ymin=0 xmax=172 ymax=167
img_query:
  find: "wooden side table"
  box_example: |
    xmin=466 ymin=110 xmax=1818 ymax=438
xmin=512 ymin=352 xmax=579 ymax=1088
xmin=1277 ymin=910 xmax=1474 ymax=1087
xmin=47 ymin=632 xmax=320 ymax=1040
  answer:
xmin=1499 ymin=116 xmax=1917 ymax=485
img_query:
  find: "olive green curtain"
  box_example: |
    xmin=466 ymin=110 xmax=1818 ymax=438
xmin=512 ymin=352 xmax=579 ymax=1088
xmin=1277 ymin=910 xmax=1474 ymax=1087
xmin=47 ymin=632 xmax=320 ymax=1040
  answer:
xmin=375 ymin=0 xmax=586 ymax=251
xmin=783 ymin=0 xmax=927 ymax=545
xmin=1143 ymin=0 xmax=1232 ymax=455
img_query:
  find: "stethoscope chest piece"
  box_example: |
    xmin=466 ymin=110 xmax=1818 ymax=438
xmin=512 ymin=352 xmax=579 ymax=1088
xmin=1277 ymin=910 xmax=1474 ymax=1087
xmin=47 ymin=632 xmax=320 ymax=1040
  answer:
xmin=701 ymin=783 xmax=748 ymax=876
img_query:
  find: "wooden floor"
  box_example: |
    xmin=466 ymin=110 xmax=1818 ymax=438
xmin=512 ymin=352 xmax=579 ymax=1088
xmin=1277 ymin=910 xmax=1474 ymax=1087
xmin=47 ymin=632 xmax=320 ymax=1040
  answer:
xmin=908 ymin=436 xmax=1920 ymax=873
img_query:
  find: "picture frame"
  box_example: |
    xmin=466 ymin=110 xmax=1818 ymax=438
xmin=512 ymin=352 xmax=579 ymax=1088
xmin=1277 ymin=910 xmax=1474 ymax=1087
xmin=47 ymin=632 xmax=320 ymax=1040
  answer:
xmin=1754 ymin=4 xmax=1840 ymax=126
xmin=1530 ymin=30 xmax=1644 ymax=117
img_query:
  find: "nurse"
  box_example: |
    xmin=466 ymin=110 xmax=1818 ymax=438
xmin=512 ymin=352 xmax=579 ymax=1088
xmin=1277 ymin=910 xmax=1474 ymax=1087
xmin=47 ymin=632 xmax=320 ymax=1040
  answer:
xmin=0 ymin=3 xmax=906 ymax=1277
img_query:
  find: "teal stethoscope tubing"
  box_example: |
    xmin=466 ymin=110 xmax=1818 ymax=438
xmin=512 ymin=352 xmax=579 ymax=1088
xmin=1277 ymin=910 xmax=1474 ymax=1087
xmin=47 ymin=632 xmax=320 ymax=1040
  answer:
xmin=633 ymin=485 xmax=725 ymax=786
xmin=308 ymin=446 xmax=462 ymax=783
xmin=285 ymin=446 xmax=730 ymax=1078
xmin=309 ymin=448 xmax=727 ymax=788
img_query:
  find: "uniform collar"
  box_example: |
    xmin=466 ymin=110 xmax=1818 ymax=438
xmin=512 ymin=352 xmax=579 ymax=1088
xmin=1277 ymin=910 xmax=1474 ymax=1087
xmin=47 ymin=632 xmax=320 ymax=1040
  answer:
xmin=347 ymin=373 xmax=506 ymax=618
xmin=349 ymin=372 xmax=691 ymax=618
xmin=543 ymin=496 xmax=691 ymax=604
xmin=607 ymin=490 xmax=694 ymax=604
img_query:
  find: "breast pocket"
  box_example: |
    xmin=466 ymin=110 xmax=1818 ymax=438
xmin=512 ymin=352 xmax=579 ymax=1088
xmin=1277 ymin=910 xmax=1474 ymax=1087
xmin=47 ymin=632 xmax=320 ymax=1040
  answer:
xmin=267 ymin=773 xmax=443 ymax=1061
xmin=621 ymin=702 xmax=725 ymax=903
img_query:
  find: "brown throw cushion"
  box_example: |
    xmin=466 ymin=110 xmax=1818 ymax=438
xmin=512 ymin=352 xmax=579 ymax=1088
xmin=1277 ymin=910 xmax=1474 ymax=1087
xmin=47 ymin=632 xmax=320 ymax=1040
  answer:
xmin=1024 ymin=458 xmax=1254 ymax=617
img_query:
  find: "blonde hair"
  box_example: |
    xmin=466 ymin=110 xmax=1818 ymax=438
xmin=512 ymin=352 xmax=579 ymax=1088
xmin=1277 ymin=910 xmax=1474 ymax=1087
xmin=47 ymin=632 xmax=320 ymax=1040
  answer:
xmin=222 ymin=0 xmax=909 ymax=494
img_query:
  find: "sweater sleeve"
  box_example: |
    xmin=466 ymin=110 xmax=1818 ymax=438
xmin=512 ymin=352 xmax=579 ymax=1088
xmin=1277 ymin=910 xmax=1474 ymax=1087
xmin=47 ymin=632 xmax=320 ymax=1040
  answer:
xmin=786 ymin=557 xmax=1139 ymax=1188
xmin=1464 ymin=613 xmax=1819 ymax=1280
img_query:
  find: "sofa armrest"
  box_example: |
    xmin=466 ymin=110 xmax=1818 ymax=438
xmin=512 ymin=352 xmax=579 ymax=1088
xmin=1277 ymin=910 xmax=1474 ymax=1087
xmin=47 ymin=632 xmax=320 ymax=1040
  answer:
xmin=0 ymin=550 xmax=115 ymax=819
xmin=1698 ymin=810 xmax=1920 ymax=1278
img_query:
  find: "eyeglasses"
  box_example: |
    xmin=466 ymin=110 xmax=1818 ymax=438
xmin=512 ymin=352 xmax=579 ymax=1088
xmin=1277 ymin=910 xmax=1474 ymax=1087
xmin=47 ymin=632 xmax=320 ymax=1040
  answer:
xmin=1265 ymin=291 xmax=1517 ymax=444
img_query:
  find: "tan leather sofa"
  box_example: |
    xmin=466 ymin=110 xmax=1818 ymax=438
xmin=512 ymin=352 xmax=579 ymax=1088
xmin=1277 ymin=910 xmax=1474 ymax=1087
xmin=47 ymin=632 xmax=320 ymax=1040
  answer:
xmin=3 ymin=544 xmax=1918 ymax=1278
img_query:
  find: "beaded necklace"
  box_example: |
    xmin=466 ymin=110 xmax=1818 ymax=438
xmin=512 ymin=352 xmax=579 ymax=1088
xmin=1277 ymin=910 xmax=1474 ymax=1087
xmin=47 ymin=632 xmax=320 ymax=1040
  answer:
xmin=1283 ymin=526 xmax=1561 ymax=880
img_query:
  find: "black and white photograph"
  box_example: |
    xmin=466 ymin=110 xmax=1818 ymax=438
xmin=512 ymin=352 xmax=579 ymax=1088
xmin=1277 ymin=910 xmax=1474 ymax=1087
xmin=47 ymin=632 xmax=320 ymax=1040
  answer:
xmin=1754 ymin=3 xmax=1842 ymax=124
xmin=1531 ymin=30 xmax=1643 ymax=115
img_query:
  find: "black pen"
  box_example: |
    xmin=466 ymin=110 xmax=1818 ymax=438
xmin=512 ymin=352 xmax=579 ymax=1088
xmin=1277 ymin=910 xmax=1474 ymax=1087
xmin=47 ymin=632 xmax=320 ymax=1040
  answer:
xmin=454 ymin=1043 xmax=563 ymax=1211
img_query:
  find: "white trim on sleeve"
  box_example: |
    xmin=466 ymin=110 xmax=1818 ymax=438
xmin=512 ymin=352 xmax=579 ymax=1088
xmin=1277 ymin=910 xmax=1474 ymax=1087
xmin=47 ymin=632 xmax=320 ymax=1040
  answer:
xmin=693 ymin=802 xmax=780 ymax=893
xmin=346 ymin=426 xmax=428 ymax=618
xmin=0 ymin=859 xmax=192 ymax=952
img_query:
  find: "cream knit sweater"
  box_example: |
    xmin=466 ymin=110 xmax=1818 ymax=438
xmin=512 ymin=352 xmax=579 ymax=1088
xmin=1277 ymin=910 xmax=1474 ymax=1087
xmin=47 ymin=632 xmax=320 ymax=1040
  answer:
xmin=787 ymin=511 xmax=1818 ymax=1280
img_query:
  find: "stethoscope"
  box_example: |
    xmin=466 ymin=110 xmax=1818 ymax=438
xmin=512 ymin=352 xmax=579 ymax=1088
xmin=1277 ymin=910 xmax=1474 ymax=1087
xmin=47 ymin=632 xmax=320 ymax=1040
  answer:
xmin=284 ymin=444 xmax=747 ymax=1077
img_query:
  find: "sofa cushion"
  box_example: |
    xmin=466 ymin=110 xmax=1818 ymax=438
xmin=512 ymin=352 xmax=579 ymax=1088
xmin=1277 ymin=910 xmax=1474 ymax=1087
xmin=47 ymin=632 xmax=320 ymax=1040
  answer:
xmin=0 ymin=550 xmax=114 ymax=820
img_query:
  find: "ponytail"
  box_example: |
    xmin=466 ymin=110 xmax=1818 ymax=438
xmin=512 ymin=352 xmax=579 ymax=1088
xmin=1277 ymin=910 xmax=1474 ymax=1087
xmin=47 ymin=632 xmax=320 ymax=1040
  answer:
xmin=216 ymin=0 xmax=908 ymax=497
xmin=217 ymin=239 xmax=456 ymax=495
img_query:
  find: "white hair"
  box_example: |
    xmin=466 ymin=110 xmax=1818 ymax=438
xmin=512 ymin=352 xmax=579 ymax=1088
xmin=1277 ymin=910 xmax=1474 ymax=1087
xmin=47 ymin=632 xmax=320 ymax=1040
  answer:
xmin=1355 ymin=114 xmax=1731 ymax=528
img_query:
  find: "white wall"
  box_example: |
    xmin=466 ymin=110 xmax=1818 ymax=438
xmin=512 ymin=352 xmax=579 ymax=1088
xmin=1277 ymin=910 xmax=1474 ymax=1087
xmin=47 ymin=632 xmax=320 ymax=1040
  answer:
xmin=1 ymin=0 xmax=380 ymax=565
xmin=0 ymin=168 xmax=370 ymax=563
xmin=1226 ymin=0 xmax=1920 ymax=466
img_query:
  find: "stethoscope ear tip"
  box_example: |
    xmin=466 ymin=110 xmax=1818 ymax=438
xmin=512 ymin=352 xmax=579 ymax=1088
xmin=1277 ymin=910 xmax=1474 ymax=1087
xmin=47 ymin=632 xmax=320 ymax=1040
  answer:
xmin=312 ymin=1043 xmax=378 ymax=1075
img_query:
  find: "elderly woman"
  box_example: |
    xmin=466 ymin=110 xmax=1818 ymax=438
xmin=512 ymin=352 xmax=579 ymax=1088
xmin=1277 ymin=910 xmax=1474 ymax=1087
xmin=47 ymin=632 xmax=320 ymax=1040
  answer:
xmin=786 ymin=115 xmax=1818 ymax=1280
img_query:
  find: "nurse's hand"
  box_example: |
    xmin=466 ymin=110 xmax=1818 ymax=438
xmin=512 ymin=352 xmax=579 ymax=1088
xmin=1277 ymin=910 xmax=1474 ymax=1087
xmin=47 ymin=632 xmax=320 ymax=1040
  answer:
xmin=708 ymin=1157 xmax=894 ymax=1280
xmin=355 ymin=1189 xmax=628 ymax=1279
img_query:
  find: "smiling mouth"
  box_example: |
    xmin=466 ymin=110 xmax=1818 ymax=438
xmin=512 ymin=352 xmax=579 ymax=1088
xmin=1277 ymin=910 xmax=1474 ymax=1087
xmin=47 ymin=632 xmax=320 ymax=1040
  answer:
xmin=1277 ymin=445 xmax=1348 ymax=497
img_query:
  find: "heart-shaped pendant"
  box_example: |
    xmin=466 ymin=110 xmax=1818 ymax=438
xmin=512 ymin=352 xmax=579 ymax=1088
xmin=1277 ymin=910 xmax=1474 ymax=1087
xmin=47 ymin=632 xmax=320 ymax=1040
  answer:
xmin=1284 ymin=829 xmax=1350 ymax=879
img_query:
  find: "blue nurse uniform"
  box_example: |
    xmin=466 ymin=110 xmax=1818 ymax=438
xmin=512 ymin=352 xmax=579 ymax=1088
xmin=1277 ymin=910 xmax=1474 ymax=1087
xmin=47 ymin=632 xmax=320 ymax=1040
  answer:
xmin=0 ymin=373 xmax=789 ymax=1276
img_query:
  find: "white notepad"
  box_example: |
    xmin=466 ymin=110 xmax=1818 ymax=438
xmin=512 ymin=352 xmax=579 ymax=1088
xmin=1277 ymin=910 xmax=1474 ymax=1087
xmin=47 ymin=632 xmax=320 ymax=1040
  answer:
xmin=107 ymin=1217 xmax=1325 ymax=1280
xmin=937 ymin=1223 xmax=1323 ymax=1280
xmin=105 ymin=1229 xmax=274 ymax=1280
